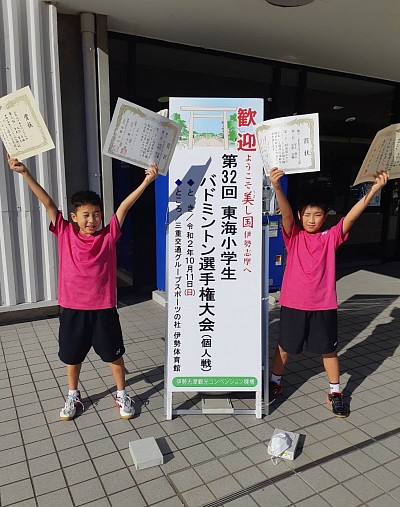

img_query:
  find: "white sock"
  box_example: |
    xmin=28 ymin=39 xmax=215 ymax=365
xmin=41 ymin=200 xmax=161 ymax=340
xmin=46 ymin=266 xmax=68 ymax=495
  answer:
xmin=117 ymin=389 xmax=126 ymax=399
xmin=329 ymin=383 xmax=340 ymax=393
xmin=68 ymin=389 xmax=79 ymax=397
xmin=271 ymin=373 xmax=282 ymax=385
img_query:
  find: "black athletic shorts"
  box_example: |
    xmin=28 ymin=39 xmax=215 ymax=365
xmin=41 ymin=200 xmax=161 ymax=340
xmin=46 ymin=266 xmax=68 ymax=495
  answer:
xmin=278 ymin=306 xmax=338 ymax=355
xmin=58 ymin=307 xmax=125 ymax=364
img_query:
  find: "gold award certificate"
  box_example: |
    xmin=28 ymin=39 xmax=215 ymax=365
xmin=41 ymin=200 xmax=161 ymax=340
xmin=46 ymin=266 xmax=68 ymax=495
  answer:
xmin=255 ymin=113 xmax=320 ymax=176
xmin=103 ymin=98 xmax=182 ymax=176
xmin=353 ymin=124 xmax=400 ymax=186
xmin=0 ymin=86 xmax=55 ymax=160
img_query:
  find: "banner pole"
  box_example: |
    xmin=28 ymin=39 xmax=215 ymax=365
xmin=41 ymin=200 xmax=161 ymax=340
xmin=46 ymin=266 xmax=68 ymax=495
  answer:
xmin=262 ymin=219 xmax=269 ymax=415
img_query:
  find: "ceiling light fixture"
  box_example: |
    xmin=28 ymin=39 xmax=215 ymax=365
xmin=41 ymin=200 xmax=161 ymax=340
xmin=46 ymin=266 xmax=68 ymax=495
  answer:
xmin=345 ymin=117 xmax=356 ymax=122
xmin=333 ymin=105 xmax=344 ymax=110
xmin=266 ymin=0 xmax=315 ymax=7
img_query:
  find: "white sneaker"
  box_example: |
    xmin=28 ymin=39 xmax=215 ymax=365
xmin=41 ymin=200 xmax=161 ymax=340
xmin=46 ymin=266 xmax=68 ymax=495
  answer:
xmin=115 ymin=393 xmax=135 ymax=419
xmin=60 ymin=391 xmax=84 ymax=421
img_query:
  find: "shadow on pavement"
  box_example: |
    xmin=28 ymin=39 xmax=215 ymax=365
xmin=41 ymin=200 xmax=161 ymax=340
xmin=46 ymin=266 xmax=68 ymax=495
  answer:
xmin=267 ymin=294 xmax=400 ymax=413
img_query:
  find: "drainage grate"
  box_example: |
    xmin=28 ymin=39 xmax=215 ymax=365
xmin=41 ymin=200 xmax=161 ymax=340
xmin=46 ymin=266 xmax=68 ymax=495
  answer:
xmin=201 ymin=426 xmax=400 ymax=507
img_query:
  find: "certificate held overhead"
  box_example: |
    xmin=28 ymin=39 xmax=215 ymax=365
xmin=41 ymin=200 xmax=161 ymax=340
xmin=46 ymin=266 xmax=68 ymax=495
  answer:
xmin=103 ymin=98 xmax=182 ymax=176
xmin=0 ymin=86 xmax=54 ymax=160
xmin=254 ymin=113 xmax=320 ymax=177
xmin=353 ymin=123 xmax=400 ymax=186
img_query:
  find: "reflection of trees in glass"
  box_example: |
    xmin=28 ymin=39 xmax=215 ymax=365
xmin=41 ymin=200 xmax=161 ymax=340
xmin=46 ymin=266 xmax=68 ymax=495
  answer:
xmin=227 ymin=113 xmax=237 ymax=142
xmin=171 ymin=113 xmax=189 ymax=139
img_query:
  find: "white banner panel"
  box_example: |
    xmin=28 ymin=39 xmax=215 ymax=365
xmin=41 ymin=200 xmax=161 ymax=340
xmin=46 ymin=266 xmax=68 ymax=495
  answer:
xmin=166 ymin=98 xmax=263 ymax=393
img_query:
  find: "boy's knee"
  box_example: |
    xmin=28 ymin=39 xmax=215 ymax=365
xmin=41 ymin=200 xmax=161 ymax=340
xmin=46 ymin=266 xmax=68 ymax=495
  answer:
xmin=322 ymin=351 xmax=338 ymax=359
xmin=110 ymin=356 xmax=124 ymax=366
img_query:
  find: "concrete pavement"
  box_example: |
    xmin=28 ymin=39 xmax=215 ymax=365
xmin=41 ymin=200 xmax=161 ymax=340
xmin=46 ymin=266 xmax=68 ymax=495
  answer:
xmin=0 ymin=262 xmax=399 ymax=506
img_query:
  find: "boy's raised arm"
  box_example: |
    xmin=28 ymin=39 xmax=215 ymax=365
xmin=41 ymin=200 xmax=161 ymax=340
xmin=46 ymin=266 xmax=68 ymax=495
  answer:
xmin=269 ymin=167 xmax=294 ymax=236
xmin=116 ymin=164 xmax=158 ymax=227
xmin=342 ymin=170 xmax=389 ymax=236
xmin=7 ymin=155 xmax=59 ymax=226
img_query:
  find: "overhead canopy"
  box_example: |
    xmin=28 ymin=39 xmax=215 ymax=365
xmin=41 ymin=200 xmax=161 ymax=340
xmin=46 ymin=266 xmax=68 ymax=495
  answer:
xmin=57 ymin=0 xmax=400 ymax=82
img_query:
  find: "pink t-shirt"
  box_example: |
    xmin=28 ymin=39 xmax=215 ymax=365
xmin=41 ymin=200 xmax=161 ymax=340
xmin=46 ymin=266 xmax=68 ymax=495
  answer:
xmin=50 ymin=212 xmax=121 ymax=310
xmin=279 ymin=218 xmax=348 ymax=311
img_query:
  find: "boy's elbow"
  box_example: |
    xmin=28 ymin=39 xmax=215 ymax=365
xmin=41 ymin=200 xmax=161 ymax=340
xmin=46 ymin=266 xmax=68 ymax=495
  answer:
xmin=343 ymin=217 xmax=356 ymax=234
xmin=282 ymin=211 xmax=293 ymax=222
xmin=45 ymin=201 xmax=57 ymax=213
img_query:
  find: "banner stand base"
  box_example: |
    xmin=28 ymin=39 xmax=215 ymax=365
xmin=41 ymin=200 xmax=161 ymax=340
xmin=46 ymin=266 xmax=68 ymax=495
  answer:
xmin=173 ymin=409 xmax=260 ymax=416
xmin=201 ymin=394 xmax=234 ymax=414
xmin=165 ymin=390 xmax=264 ymax=420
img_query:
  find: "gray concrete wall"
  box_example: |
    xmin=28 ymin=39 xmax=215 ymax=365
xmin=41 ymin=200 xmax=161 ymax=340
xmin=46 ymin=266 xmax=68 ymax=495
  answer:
xmin=0 ymin=0 xmax=66 ymax=310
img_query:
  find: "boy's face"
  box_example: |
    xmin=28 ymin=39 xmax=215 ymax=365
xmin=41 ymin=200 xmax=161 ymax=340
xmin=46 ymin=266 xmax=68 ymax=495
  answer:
xmin=71 ymin=204 xmax=102 ymax=235
xmin=298 ymin=205 xmax=327 ymax=234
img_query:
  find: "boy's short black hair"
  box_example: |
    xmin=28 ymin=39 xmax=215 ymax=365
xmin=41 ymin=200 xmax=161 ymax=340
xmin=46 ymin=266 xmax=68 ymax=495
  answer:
xmin=297 ymin=185 xmax=330 ymax=215
xmin=71 ymin=190 xmax=103 ymax=212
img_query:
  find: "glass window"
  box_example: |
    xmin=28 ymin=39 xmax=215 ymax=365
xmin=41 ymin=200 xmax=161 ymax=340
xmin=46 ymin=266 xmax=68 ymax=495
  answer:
xmin=134 ymin=43 xmax=273 ymax=115
xmin=287 ymin=72 xmax=398 ymax=264
xmin=385 ymin=180 xmax=400 ymax=258
xmin=304 ymin=72 xmax=396 ymax=139
xmin=274 ymin=67 xmax=299 ymax=118
xmin=108 ymin=34 xmax=400 ymax=270
xmin=108 ymin=37 xmax=132 ymax=107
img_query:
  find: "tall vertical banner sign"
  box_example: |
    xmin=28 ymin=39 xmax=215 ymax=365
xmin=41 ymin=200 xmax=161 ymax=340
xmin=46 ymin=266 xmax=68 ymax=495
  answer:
xmin=165 ymin=98 xmax=264 ymax=419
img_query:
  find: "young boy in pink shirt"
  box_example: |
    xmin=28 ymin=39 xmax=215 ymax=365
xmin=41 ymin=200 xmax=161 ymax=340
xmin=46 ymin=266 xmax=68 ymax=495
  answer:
xmin=269 ymin=166 xmax=390 ymax=417
xmin=7 ymin=154 xmax=158 ymax=421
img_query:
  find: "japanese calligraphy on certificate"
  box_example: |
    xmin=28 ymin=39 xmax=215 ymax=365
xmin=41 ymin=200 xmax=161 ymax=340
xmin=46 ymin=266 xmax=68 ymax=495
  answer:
xmin=0 ymin=87 xmax=54 ymax=160
xmin=103 ymin=98 xmax=181 ymax=175
xmin=255 ymin=113 xmax=320 ymax=176
xmin=353 ymin=124 xmax=400 ymax=186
